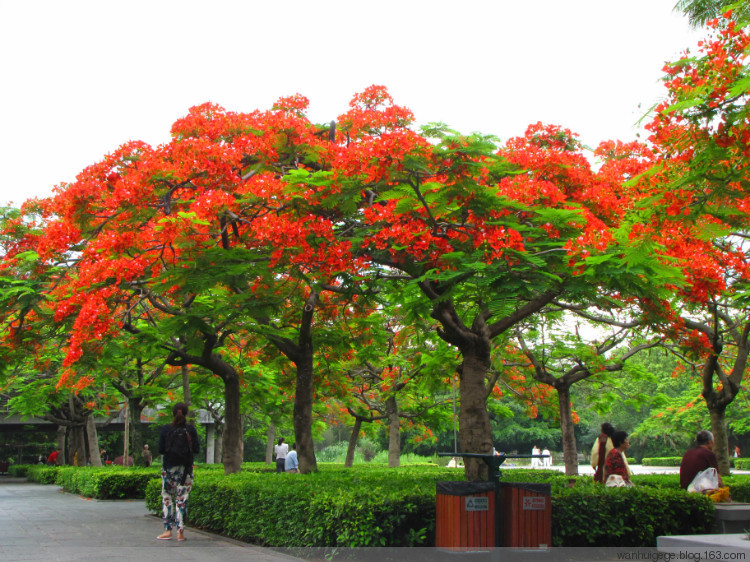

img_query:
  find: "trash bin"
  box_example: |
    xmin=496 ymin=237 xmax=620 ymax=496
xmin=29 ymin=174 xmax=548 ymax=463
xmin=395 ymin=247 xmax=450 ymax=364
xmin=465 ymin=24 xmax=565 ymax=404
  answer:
xmin=497 ymin=482 xmax=551 ymax=548
xmin=436 ymin=452 xmax=551 ymax=550
xmin=435 ymin=481 xmax=496 ymax=551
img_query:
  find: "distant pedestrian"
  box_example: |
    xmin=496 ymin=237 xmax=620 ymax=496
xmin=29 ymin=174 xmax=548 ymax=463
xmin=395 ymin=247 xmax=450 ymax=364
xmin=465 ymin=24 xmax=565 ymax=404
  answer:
xmin=591 ymin=422 xmax=615 ymax=483
xmin=274 ymin=438 xmax=288 ymax=473
xmin=143 ymin=444 xmax=153 ymax=467
xmin=156 ymin=402 xmax=200 ymax=542
xmin=531 ymin=445 xmax=541 ymax=468
xmin=542 ymin=448 xmax=552 ymax=467
xmin=734 ymin=446 xmax=741 ymax=458
xmin=47 ymin=450 xmax=59 ymax=465
xmin=100 ymin=449 xmax=109 ymax=464
xmin=285 ymin=443 xmax=299 ymax=473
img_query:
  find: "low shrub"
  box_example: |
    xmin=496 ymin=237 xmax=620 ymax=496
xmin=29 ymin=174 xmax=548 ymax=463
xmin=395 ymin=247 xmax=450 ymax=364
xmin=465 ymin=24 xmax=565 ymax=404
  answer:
xmin=142 ymin=465 xmax=715 ymax=548
xmin=734 ymin=458 xmax=750 ymax=470
xmin=8 ymin=464 xmax=31 ymax=477
xmin=724 ymin=474 xmax=750 ymax=501
xmin=27 ymin=465 xmax=59 ymax=484
xmin=552 ymin=485 xmax=714 ymax=546
xmin=147 ymin=467 xmax=456 ymax=547
xmin=642 ymin=457 xmax=682 ymax=466
xmin=632 ymin=473 xmax=681 ymax=488
xmin=54 ymin=466 xmax=161 ymax=499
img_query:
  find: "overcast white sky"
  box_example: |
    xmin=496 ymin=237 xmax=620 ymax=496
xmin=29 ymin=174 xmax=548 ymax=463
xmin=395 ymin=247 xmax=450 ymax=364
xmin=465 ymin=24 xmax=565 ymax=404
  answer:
xmin=0 ymin=0 xmax=701 ymax=207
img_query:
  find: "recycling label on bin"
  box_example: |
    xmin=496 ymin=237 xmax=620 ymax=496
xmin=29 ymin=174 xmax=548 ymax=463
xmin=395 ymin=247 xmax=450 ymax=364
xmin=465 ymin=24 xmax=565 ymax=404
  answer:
xmin=465 ymin=496 xmax=489 ymax=511
xmin=523 ymin=497 xmax=546 ymax=510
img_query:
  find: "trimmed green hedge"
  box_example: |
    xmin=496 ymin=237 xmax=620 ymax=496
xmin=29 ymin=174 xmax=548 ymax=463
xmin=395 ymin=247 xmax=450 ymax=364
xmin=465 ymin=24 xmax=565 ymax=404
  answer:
xmin=15 ymin=463 xmax=742 ymax=547
xmin=552 ymin=485 xmax=713 ymax=546
xmin=642 ymin=457 xmax=682 ymax=466
xmin=54 ymin=466 xmax=161 ymax=499
xmin=142 ymin=467 xmax=717 ymax=548
xmin=734 ymin=458 xmax=750 ymax=470
xmin=26 ymin=465 xmax=59 ymax=484
xmin=8 ymin=464 xmax=31 ymax=477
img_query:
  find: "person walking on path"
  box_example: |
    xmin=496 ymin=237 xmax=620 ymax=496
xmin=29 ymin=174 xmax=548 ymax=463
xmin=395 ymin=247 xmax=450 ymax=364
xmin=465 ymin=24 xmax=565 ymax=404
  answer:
xmin=274 ymin=438 xmax=288 ymax=473
xmin=604 ymin=430 xmax=633 ymax=486
xmin=542 ymin=448 xmax=552 ymax=467
xmin=156 ymin=402 xmax=200 ymax=542
xmin=680 ymin=430 xmax=723 ymax=490
xmin=591 ymin=422 xmax=615 ymax=483
xmin=531 ymin=445 xmax=541 ymax=468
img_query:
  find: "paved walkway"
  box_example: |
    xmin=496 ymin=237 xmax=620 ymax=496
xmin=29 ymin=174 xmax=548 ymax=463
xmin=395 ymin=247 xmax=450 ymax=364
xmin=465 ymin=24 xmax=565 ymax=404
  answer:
xmin=0 ymin=477 xmax=302 ymax=562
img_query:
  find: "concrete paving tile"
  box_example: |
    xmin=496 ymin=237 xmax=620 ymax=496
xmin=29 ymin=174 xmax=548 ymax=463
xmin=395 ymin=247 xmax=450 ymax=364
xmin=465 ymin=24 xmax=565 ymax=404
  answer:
xmin=0 ymin=477 xmax=304 ymax=562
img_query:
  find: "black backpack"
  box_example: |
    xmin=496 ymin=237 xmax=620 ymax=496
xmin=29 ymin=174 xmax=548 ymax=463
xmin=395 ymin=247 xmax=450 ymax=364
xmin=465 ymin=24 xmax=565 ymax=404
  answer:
xmin=165 ymin=425 xmax=193 ymax=466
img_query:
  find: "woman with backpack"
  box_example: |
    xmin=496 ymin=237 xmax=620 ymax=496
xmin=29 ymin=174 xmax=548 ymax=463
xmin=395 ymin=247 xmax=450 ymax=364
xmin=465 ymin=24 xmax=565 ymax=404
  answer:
xmin=156 ymin=402 xmax=200 ymax=541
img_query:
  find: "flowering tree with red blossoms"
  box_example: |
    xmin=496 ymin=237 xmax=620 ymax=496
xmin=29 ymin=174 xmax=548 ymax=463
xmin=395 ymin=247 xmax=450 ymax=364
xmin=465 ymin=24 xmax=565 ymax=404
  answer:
xmin=0 ymin=97 xmax=364 ymax=473
xmin=635 ymin=12 xmax=750 ymax=473
xmin=283 ymin=87 xmax=681 ymax=479
xmin=8 ymin=51 xmax=746 ymax=479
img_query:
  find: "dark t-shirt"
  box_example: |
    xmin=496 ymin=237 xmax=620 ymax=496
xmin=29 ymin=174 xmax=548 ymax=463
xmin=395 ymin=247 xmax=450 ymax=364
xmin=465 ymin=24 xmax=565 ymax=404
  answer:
xmin=158 ymin=423 xmax=200 ymax=468
xmin=680 ymin=446 xmax=719 ymax=489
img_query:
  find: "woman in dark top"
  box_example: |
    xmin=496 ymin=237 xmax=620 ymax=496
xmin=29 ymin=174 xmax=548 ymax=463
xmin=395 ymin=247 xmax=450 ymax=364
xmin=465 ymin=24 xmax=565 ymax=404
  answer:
xmin=156 ymin=402 xmax=200 ymax=541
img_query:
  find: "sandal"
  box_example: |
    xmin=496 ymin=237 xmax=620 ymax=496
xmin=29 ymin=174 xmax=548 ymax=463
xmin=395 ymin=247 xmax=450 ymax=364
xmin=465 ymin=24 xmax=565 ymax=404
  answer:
xmin=177 ymin=531 xmax=186 ymax=542
xmin=156 ymin=531 xmax=172 ymax=540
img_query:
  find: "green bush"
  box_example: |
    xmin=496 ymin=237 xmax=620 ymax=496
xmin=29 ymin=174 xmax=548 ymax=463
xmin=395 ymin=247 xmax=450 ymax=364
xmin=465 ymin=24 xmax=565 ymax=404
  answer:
xmin=632 ymin=473 xmax=681 ymax=488
xmin=29 ymin=466 xmax=161 ymax=499
xmin=734 ymin=458 xmax=750 ymax=470
xmin=27 ymin=465 xmax=59 ymax=484
xmin=552 ymin=485 xmax=714 ymax=546
xmin=8 ymin=464 xmax=31 ymax=477
xmin=143 ymin=465 xmax=716 ymax=548
xmin=642 ymin=457 xmax=682 ymax=466
xmin=20 ymin=463 xmax=724 ymax=548
xmin=147 ymin=467 xmax=452 ymax=547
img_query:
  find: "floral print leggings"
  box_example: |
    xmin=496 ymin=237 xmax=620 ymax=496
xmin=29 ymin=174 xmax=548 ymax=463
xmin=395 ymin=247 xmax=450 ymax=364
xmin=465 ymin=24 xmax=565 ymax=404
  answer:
xmin=161 ymin=465 xmax=193 ymax=531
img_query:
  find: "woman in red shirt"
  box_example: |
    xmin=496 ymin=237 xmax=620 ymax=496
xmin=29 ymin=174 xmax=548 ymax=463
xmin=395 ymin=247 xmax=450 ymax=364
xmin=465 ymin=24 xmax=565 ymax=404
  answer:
xmin=604 ymin=431 xmax=632 ymax=486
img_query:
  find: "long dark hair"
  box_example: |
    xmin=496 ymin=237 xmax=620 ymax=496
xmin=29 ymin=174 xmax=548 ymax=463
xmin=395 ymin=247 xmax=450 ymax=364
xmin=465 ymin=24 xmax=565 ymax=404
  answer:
xmin=172 ymin=402 xmax=188 ymax=427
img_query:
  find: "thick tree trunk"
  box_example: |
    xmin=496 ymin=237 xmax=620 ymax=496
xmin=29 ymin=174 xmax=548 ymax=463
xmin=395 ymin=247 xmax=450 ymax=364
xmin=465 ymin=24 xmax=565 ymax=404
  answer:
xmin=221 ymin=370 xmax=244 ymax=474
xmin=556 ymin=385 xmax=579 ymax=476
xmin=290 ymin=292 xmax=319 ymax=474
xmin=86 ymin=415 xmax=102 ymax=467
xmin=707 ymin=402 xmax=731 ymax=475
xmin=266 ymin=423 xmax=276 ymax=465
xmin=294 ymin=348 xmax=317 ymax=473
xmin=386 ymin=396 xmax=400 ymax=468
xmin=214 ymin=429 xmax=223 ymax=464
xmin=69 ymin=424 xmax=87 ymax=467
xmin=127 ymin=398 xmax=146 ymax=466
xmin=459 ymin=350 xmax=493 ymax=481
xmin=345 ymin=417 xmax=363 ymax=468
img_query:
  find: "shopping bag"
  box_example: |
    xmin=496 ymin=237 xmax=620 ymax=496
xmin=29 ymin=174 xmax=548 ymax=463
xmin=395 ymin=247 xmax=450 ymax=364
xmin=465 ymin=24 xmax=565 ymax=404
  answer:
xmin=687 ymin=467 xmax=719 ymax=493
